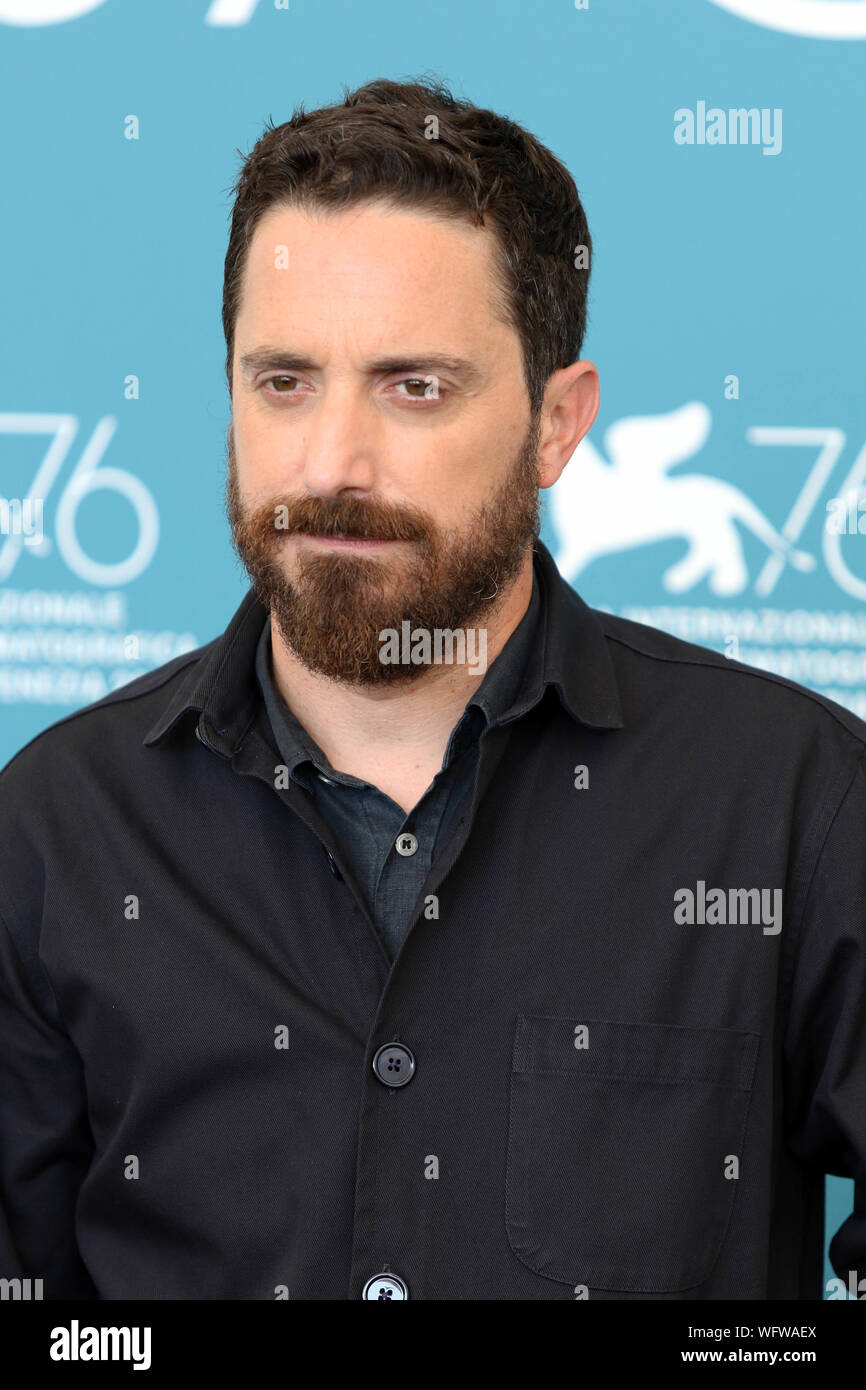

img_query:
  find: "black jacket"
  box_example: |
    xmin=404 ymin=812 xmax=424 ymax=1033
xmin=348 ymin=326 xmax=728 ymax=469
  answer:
xmin=1 ymin=538 xmax=864 ymax=1300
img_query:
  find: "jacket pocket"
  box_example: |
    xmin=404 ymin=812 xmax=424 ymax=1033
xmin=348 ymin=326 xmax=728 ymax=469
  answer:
xmin=505 ymin=1015 xmax=760 ymax=1293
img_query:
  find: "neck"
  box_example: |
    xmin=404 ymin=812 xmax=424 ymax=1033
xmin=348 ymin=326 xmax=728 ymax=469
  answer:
xmin=268 ymin=547 xmax=534 ymax=775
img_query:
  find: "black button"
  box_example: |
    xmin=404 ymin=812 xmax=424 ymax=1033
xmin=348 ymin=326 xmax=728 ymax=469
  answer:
xmin=362 ymin=1272 xmax=409 ymax=1300
xmin=372 ymin=1042 xmax=416 ymax=1088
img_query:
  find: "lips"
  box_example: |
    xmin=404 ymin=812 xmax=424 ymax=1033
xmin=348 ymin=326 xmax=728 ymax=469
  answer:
xmin=298 ymin=532 xmax=398 ymax=548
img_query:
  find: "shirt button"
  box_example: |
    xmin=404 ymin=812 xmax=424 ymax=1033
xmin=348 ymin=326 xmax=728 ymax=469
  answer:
xmin=362 ymin=1272 xmax=409 ymax=1300
xmin=372 ymin=1042 xmax=416 ymax=1088
xmin=395 ymin=832 xmax=418 ymax=857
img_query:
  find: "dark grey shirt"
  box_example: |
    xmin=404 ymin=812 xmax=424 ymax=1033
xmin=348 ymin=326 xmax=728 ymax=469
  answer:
xmin=255 ymin=565 xmax=542 ymax=960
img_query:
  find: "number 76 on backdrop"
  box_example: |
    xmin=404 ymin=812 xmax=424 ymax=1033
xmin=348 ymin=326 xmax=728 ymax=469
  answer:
xmin=0 ymin=414 xmax=158 ymax=586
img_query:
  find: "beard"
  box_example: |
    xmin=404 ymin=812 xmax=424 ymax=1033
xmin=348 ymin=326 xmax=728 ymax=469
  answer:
xmin=224 ymin=414 xmax=542 ymax=687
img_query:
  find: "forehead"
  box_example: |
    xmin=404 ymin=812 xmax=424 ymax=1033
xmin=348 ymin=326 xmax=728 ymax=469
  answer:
xmin=236 ymin=200 xmax=509 ymax=343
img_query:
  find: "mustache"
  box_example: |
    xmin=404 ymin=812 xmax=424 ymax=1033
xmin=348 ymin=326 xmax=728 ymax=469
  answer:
xmin=262 ymin=496 xmax=429 ymax=544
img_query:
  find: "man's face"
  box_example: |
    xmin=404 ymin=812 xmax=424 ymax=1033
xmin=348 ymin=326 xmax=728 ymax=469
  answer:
xmin=226 ymin=200 xmax=541 ymax=686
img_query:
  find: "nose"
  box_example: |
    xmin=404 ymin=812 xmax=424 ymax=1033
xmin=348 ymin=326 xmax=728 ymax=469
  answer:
xmin=299 ymin=379 xmax=381 ymax=497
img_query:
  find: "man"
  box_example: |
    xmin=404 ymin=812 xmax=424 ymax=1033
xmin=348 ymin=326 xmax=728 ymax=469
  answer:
xmin=0 ymin=76 xmax=864 ymax=1302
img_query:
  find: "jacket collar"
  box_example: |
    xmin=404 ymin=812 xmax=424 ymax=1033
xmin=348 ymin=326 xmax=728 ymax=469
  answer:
xmin=142 ymin=536 xmax=624 ymax=755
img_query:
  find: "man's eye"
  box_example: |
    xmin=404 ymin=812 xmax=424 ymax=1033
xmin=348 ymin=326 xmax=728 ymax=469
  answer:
xmin=263 ymin=375 xmax=300 ymax=393
xmin=395 ymin=377 xmax=444 ymax=401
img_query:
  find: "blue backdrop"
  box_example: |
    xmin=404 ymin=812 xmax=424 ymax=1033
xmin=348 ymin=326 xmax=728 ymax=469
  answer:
xmin=1 ymin=0 xmax=863 ymax=1297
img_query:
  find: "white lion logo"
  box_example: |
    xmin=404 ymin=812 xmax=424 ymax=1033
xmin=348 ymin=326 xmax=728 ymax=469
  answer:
xmin=550 ymin=401 xmax=815 ymax=597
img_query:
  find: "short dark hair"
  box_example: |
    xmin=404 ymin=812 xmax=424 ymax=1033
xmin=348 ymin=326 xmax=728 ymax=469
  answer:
xmin=222 ymin=74 xmax=592 ymax=416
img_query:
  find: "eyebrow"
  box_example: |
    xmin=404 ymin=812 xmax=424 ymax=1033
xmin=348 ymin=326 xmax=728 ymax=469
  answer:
xmin=238 ymin=347 xmax=486 ymax=388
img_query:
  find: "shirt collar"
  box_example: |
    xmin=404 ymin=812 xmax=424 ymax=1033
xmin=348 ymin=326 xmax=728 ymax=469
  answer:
xmin=142 ymin=537 xmax=624 ymax=756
